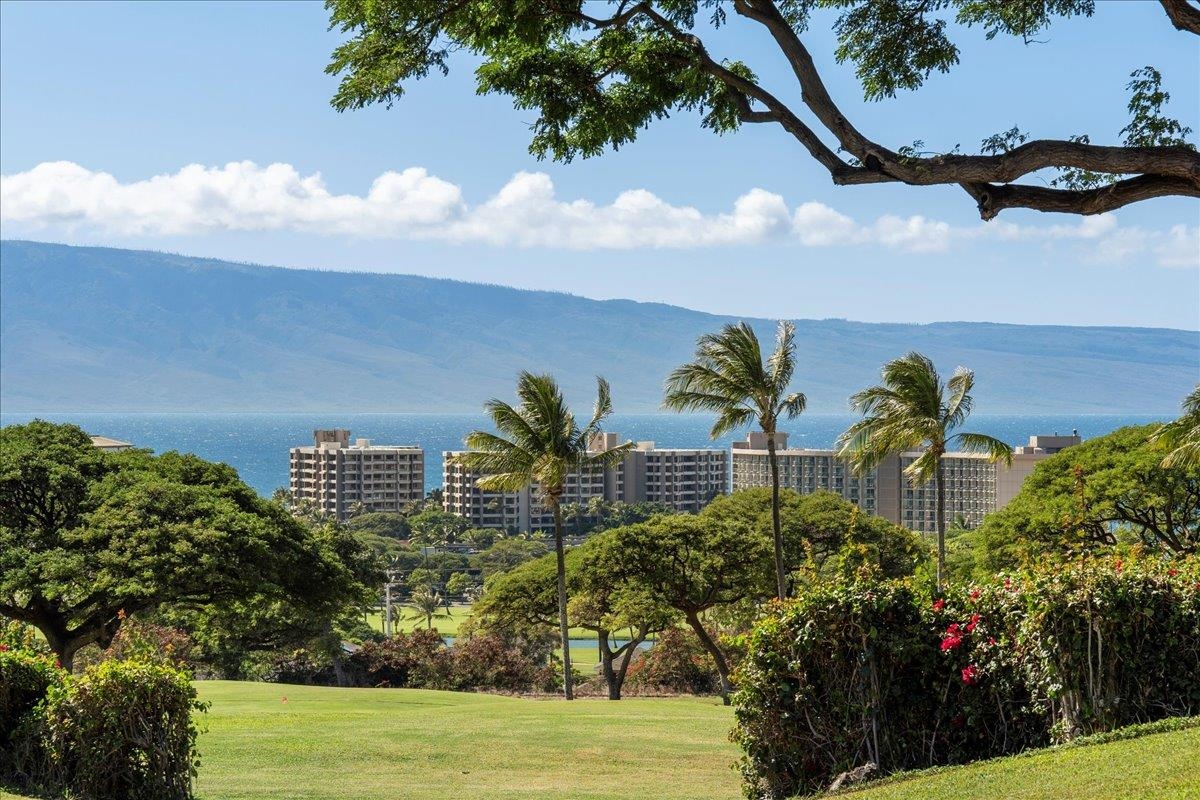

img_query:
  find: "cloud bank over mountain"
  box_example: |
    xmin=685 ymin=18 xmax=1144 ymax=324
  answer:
xmin=2 ymin=161 xmax=1195 ymax=266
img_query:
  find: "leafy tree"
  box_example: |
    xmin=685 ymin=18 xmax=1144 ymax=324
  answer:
xmin=702 ymin=488 xmax=930 ymax=581
xmin=459 ymin=372 xmax=631 ymax=699
xmin=476 ymin=531 xmax=673 ymax=700
xmin=470 ymin=537 xmax=550 ymax=578
xmin=611 ymin=514 xmax=772 ymax=702
xmin=445 ymin=572 xmax=479 ymax=600
xmin=0 ymin=421 xmax=366 ymax=671
xmin=665 ymin=321 xmax=805 ymax=599
xmin=326 ymin=1 xmax=1199 ymax=219
xmin=837 ymin=352 xmax=1012 ymax=590
xmin=1153 ymin=384 xmax=1200 ymax=469
xmin=976 ymin=425 xmax=1199 ymax=571
xmin=345 ymin=511 xmax=412 ymax=540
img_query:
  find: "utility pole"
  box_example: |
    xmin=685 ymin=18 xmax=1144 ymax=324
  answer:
xmin=383 ymin=562 xmax=402 ymax=637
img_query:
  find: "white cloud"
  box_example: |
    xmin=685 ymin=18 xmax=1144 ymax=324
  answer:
xmin=1155 ymin=225 xmax=1200 ymax=270
xmin=0 ymin=160 xmax=1194 ymax=267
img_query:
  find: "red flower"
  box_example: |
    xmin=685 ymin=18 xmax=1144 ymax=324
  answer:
xmin=941 ymin=635 xmax=962 ymax=651
xmin=1003 ymin=577 xmax=1014 ymax=591
xmin=969 ymin=588 xmax=981 ymax=601
xmin=988 ymin=637 xmax=997 ymax=646
xmin=966 ymin=613 xmax=982 ymax=633
xmin=1113 ymin=558 xmax=1124 ymax=572
xmin=932 ymin=598 xmax=946 ymax=612
xmin=1168 ymin=568 xmax=1179 ymax=577
xmin=961 ymin=664 xmax=979 ymax=685
xmin=0 ymin=644 xmax=8 ymax=652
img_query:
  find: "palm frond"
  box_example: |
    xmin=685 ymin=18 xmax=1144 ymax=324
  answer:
xmin=903 ymin=448 xmax=941 ymax=487
xmin=951 ymin=431 xmax=1014 ymax=465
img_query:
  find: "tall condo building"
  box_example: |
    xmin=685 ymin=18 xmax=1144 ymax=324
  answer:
xmin=731 ymin=431 xmax=1081 ymax=533
xmin=443 ymin=432 xmax=728 ymax=532
xmin=289 ymin=429 xmax=424 ymax=521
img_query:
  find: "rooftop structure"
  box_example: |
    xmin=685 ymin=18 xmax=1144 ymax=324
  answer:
xmin=90 ymin=435 xmax=133 ymax=452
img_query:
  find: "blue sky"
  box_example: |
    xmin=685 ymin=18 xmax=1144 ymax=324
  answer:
xmin=1 ymin=0 xmax=1197 ymax=329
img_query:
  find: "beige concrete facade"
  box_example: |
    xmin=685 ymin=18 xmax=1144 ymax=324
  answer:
xmin=290 ymin=429 xmax=424 ymax=520
xmin=443 ymin=432 xmax=728 ymax=532
xmin=731 ymin=431 xmax=1081 ymax=533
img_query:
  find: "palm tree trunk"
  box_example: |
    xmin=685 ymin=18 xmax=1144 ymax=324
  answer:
xmin=766 ymin=430 xmax=788 ymax=600
xmin=935 ymin=455 xmax=946 ymax=593
xmin=550 ymin=499 xmax=575 ymax=700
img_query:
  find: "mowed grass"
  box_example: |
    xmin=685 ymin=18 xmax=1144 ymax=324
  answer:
xmin=839 ymin=724 xmax=1200 ymax=800
xmin=193 ymin=680 xmax=740 ymax=800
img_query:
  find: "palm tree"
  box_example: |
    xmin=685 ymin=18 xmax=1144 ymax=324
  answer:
xmin=460 ymin=372 xmax=630 ymax=699
xmin=664 ymin=321 xmax=806 ymax=599
xmin=837 ymin=352 xmax=1013 ymax=591
xmin=406 ymin=585 xmax=447 ymax=630
xmin=1153 ymin=384 xmax=1200 ymax=469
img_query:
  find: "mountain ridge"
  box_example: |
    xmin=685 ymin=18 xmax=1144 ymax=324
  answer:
xmin=1 ymin=240 xmax=1195 ymax=414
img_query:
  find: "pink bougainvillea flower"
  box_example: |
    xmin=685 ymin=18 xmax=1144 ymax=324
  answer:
xmin=961 ymin=664 xmax=979 ymax=685
xmin=966 ymin=613 xmax=982 ymax=633
xmin=941 ymin=635 xmax=962 ymax=651
xmin=933 ymin=598 xmax=945 ymax=612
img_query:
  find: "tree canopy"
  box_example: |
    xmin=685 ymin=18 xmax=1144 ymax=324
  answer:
xmin=974 ymin=425 xmax=1200 ymax=571
xmin=0 ymin=421 xmax=369 ymax=670
xmin=326 ymin=0 xmax=1199 ymax=219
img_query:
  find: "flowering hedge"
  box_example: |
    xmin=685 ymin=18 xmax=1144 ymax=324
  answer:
xmin=732 ymin=556 xmax=1199 ymax=799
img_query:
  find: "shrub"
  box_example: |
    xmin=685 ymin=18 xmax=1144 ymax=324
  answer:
xmin=0 ymin=643 xmax=65 ymax=787
xmin=352 ymin=629 xmax=454 ymax=689
xmin=626 ymin=629 xmax=722 ymax=695
xmin=732 ymin=556 xmax=1200 ymax=799
xmin=41 ymin=659 xmax=208 ymax=800
xmin=451 ymin=631 xmax=544 ymax=692
xmin=1016 ymin=556 xmax=1200 ymax=737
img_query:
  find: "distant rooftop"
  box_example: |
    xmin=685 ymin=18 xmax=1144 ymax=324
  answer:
xmin=90 ymin=435 xmax=132 ymax=451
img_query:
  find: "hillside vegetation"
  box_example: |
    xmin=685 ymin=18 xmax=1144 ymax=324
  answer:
xmin=2 ymin=240 xmax=1195 ymax=413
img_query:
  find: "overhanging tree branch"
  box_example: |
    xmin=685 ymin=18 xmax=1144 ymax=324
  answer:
xmin=1160 ymin=0 xmax=1200 ymax=35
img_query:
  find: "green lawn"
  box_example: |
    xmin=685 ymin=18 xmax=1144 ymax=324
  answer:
xmin=838 ymin=725 xmax=1200 ymax=800
xmin=192 ymin=680 xmax=740 ymax=800
xmin=6 ymin=681 xmax=1197 ymax=800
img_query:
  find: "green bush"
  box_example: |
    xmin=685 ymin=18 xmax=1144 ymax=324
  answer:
xmin=42 ymin=659 xmax=208 ymax=800
xmin=732 ymin=556 xmax=1199 ymax=799
xmin=0 ymin=642 xmax=65 ymax=787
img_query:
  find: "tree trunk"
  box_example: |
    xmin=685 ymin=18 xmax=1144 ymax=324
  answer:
xmin=613 ymin=637 xmax=640 ymax=699
xmin=935 ymin=454 xmax=946 ymax=593
xmin=766 ymin=429 xmax=788 ymax=600
xmin=551 ymin=498 xmax=574 ymax=700
xmin=598 ymin=629 xmax=620 ymax=700
xmin=685 ymin=611 xmax=733 ymax=705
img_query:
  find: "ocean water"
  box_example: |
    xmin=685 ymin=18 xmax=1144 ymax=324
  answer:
xmin=0 ymin=412 xmax=1166 ymax=497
